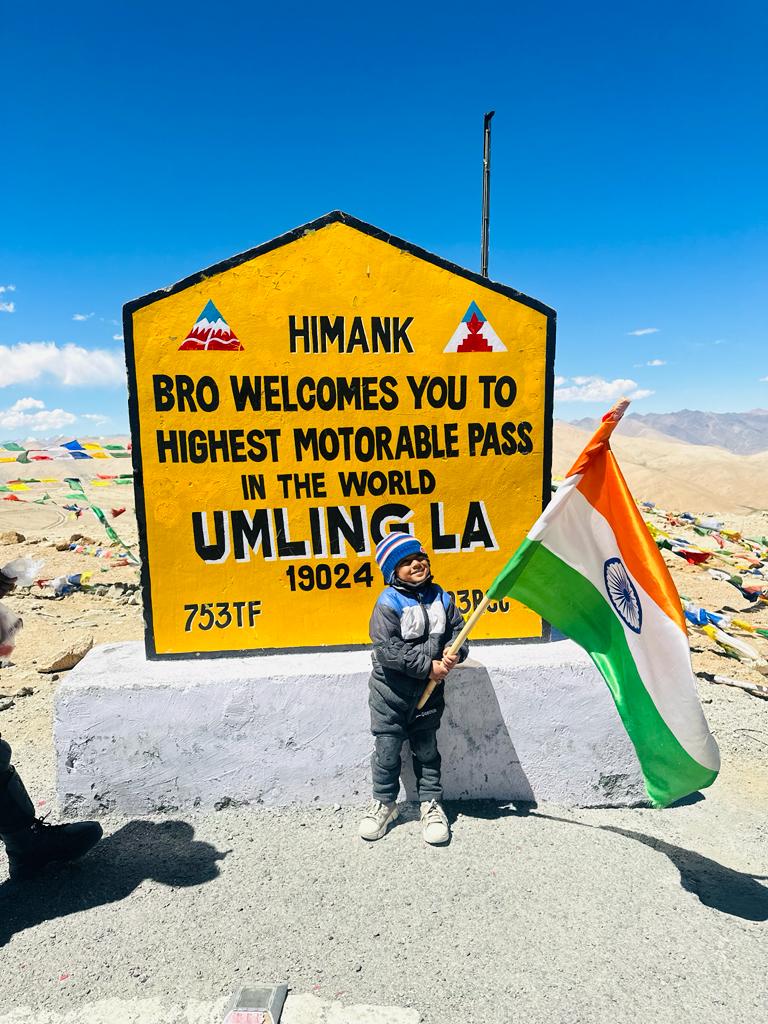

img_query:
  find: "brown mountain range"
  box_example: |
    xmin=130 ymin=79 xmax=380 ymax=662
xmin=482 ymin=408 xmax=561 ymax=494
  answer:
xmin=569 ymin=409 xmax=768 ymax=455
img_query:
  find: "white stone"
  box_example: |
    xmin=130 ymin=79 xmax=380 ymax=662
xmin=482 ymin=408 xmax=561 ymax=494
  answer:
xmin=54 ymin=640 xmax=645 ymax=815
xmin=39 ymin=634 xmax=94 ymax=674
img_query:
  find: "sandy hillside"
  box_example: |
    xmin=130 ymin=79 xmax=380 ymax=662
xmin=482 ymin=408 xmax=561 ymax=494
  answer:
xmin=554 ymin=421 xmax=768 ymax=515
xmin=0 ymin=462 xmax=142 ymax=759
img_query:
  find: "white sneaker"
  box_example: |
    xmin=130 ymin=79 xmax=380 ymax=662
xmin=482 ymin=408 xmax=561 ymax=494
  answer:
xmin=358 ymin=800 xmax=399 ymax=841
xmin=420 ymin=800 xmax=450 ymax=845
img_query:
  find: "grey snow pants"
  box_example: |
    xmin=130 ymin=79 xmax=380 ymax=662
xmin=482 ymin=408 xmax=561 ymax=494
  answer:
xmin=369 ymin=672 xmax=445 ymax=804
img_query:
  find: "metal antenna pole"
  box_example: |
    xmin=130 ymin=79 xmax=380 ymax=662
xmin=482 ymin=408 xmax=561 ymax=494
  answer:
xmin=480 ymin=110 xmax=495 ymax=277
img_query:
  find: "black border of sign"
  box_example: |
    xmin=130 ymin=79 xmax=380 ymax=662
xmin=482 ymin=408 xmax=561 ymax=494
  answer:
xmin=123 ymin=210 xmax=557 ymax=661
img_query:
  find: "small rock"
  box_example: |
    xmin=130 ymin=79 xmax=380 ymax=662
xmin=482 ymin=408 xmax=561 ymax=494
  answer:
xmin=69 ymin=534 xmax=97 ymax=545
xmin=0 ymin=531 xmax=25 ymax=545
xmin=332 ymin=803 xmax=342 ymax=812
xmin=38 ymin=636 xmax=93 ymax=674
xmin=0 ymin=699 xmax=15 ymax=712
xmin=13 ymin=686 xmax=34 ymax=698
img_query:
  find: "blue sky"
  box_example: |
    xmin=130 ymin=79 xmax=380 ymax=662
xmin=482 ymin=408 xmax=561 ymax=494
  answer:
xmin=1 ymin=1 xmax=766 ymax=438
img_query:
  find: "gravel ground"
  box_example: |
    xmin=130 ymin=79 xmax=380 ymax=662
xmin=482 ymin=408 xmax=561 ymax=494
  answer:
xmin=0 ymin=747 xmax=765 ymax=1023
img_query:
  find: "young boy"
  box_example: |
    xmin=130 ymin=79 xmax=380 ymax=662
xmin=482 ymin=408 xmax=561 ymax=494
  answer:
xmin=359 ymin=533 xmax=469 ymax=845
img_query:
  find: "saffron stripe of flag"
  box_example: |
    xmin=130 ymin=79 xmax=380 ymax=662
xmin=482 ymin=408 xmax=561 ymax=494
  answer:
xmin=487 ymin=401 xmax=720 ymax=807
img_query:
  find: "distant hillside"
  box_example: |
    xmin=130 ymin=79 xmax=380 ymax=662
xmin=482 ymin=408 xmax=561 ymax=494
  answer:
xmin=554 ymin=422 xmax=768 ymax=514
xmin=569 ymin=409 xmax=768 ymax=455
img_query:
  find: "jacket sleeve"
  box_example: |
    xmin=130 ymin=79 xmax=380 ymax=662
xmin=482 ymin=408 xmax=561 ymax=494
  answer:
xmin=0 ymin=572 xmax=15 ymax=600
xmin=369 ymin=597 xmax=434 ymax=681
xmin=446 ymin=595 xmax=470 ymax=663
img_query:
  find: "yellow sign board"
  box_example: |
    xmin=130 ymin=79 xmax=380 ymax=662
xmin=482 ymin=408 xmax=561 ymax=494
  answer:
xmin=124 ymin=213 xmax=555 ymax=658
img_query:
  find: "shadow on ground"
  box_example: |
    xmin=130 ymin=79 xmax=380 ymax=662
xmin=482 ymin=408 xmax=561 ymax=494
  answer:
xmin=0 ymin=819 xmax=228 ymax=946
xmin=531 ymin=810 xmax=768 ymax=922
xmin=450 ymin=799 xmax=537 ymax=822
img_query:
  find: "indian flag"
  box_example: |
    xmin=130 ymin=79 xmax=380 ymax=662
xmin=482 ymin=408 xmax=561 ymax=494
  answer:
xmin=488 ymin=400 xmax=720 ymax=807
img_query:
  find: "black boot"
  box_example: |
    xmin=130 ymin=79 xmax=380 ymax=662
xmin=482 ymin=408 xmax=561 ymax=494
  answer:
xmin=0 ymin=738 xmax=102 ymax=881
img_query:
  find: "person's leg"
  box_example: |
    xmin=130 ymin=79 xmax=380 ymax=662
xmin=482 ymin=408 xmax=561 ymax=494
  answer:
xmin=0 ymin=737 xmax=102 ymax=881
xmin=409 ymin=727 xmax=450 ymax=844
xmin=362 ymin=674 xmax=410 ymax=840
xmin=359 ymin=734 xmax=403 ymax=840
xmin=408 ymin=729 xmax=442 ymax=803
xmin=371 ymin=734 xmax=403 ymax=804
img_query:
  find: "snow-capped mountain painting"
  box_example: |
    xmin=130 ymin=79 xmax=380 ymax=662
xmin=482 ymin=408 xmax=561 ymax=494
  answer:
xmin=178 ymin=300 xmax=242 ymax=351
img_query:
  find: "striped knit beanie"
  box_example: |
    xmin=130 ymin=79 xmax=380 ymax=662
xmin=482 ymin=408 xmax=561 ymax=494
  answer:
xmin=375 ymin=533 xmax=428 ymax=584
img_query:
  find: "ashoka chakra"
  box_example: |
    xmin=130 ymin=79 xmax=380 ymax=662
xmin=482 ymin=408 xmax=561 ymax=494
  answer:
xmin=603 ymin=557 xmax=642 ymax=634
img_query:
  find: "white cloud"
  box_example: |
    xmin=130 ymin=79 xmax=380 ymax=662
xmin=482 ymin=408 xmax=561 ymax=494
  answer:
xmin=72 ymin=312 xmax=94 ymax=321
xmin=554 ymin=375 xmax=567 ymax=387
xmin=0 ymin=342 xmax=126 ymax=387
xmin=113 ymin=333 xmax=124 ymax=341
xmin=760 ymin=376 xmax=768 ymax=383
xmin=82 ymin=413 xmax=109 ymax=425
xmin=0 ymin=398 xmax=77 ymax=433
xmin=555 ymin=375 xmax=654 ymax=403
xmin=0 ymin=302 xmax=15 ymax=313
xmin=0 ymin=285 xmax=15 ymax=294
xmin=10 ymin=397 xmax=45 ymax=412
xmin=627 ymin=327 xmax=659 ymax=336
xmin=632 ymin=359 xmax=666 ymax=368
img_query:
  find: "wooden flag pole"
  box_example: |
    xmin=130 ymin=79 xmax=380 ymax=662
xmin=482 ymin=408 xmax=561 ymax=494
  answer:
xmin=416 ymin=595 xmax=492 ymax=710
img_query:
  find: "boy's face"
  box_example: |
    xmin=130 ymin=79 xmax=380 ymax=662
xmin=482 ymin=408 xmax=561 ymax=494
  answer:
xmin=395 ymin=552 xmax=430 ymax=585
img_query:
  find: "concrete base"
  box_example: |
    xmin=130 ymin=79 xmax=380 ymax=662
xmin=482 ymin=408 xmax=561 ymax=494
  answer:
xmin=54 ymin=640 xmax=646 ymax=815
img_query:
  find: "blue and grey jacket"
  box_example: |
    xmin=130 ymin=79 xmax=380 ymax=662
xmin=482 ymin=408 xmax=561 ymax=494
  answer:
xmin=369 ymin=579 xmax=469 ymax=692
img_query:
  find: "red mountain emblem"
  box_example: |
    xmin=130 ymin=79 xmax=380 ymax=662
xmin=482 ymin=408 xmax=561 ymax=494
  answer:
xmin=444 ymin=301 xmax=506 ymax=353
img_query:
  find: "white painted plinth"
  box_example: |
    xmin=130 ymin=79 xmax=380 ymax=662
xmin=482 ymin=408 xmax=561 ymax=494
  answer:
xmin=54 ymin=640 xmax=645 ymax=815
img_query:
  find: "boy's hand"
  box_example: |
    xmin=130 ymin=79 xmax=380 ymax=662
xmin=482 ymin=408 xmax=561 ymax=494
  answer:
xmin=430 ymin=659 xmax=449 ymax=681
xmin=442 ymin=648 xmax=459 ymax=671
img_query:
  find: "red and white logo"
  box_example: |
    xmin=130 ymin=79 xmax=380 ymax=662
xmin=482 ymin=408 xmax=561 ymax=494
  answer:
xmin=179 ymin=300 xmax=242 ymax=351
xmin=444 ymin=301 xmax=506 ymax=353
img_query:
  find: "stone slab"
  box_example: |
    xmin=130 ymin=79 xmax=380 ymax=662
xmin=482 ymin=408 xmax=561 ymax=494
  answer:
xmin=54 ymin=640 xmax=645 ymax=815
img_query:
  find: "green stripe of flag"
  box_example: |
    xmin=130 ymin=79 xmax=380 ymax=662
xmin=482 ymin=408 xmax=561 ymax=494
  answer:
xmin=489 ymin=539 xmax=717 ymax=807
